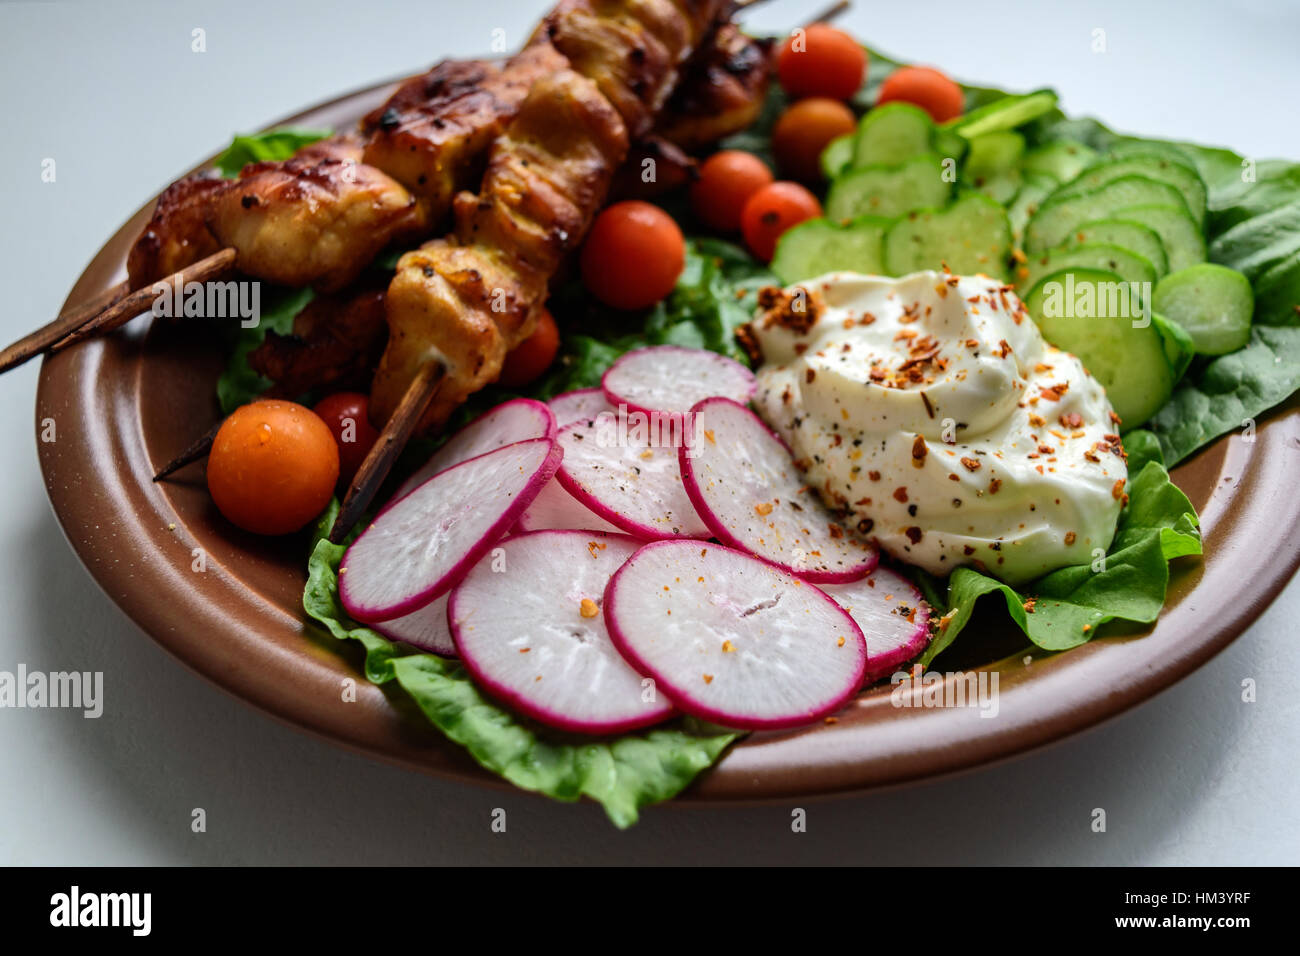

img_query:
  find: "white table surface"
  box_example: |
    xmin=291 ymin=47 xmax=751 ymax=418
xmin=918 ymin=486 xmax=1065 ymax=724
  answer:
xmin=1 ymin=0 xmax=1297 ymax=865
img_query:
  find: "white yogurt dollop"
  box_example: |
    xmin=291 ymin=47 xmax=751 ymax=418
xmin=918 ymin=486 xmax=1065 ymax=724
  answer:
xmin=746 ymin=271 xmax=1127 ymax=585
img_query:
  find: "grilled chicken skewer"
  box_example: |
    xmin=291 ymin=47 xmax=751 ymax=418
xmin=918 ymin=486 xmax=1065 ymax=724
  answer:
xmin=331 ymin=0 xmax=729 ymax=541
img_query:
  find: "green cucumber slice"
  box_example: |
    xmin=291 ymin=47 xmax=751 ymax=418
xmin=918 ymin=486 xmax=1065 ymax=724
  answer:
xmin=884 ymin=194 xmax=1012 ymax=279
xmin=1051 ymin=153 xmax=1208 ymax=224
xmin=1151 ymin=264 xmax=1254 ymax=355
xmin=1025 ymin=175 xmax=1201 ymax=264
xmin=962 ymin=131 xmax=1025 ymax=205
xmin=1008 ymin=172 xmax=1058 ymax=242
xmin=852 ymin=102 xmax=934 ymax=168
xmin=1015 ymin=242 xmax=1157 ymax=297
xmin=1022 ymin=140 xmax=1099 ymax=184
xmin=826 ymin=153 xmax=952 ymax=220
xmin=1023 ymin=268 xmax=1175 ymax=426
xmin=771 ymin=216 xmax=891 ymax=284
xmin=821 ymin=133 xmax=855 ymax=180
xmin=1064 ymin=219 xmax=1169 ymax=276
xmin=1108 ymin=204 xmax=1206 ymax=272
xmin=946 ymin=90 xmax=1058 ymax=139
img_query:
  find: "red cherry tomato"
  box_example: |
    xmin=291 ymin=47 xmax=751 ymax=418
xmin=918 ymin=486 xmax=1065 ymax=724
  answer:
xmin=876 ymin=66 xmax=965 ymax=123
xmin=777 ymin=24 xmax=867 ymax=101
xmin=312 ymin=392 xmax=380 ymax=486
xmin=772 ymin=98 xmax=857 ymax=182
xmin=740 ymin=181 xmax=823 ymax=262
xmin=207 ymin=400 xmax=339 ymax=535
xmin=580 ymin=201 xmax=686 ymax=310
xmin=498 ymin=307 xmax=561 ymax=388
xmin=690 ymin=150 xmax=774 ymax=233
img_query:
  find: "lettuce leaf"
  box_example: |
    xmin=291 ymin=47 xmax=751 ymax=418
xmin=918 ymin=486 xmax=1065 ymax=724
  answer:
xmin=214 ymin=127 xmax=332 ymax=177
xmin=302 ymin=507 xmax=738 ymax=829
xmin=920 ymin=458 xmax=1201 ymax=664
xmin=215 ymin=286 xmax=315 ymax=414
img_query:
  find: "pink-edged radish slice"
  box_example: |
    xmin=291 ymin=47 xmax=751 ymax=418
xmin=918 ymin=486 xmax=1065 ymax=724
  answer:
xmin=679 ymin=397 xmax=877 ymax=583
xmin=601 ymin=345 xmax=755 ymax=418
xmin=341 ymin=437 xmax=561 ymax=623
xmin=372 ymin=593 xmax=455 ymax=657
xmin=605 ymin=540 xmax=866 ymax=730
xmin=556 ymin=418 xmax=710 ymax=540
xmin=449 ymin=531 xmax=674 ymax=734
xmin=393 ymin=398 xmax=555 ymax=501
xmin=820 ymin=566 xmax=932 ymax=685
xmin=515 ymin=478 xmax=623 ymax=535
xmin=548 ymin=387 xmax=611 ymax=428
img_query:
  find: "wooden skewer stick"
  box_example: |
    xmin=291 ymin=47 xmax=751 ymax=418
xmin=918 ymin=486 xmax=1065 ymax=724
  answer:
xmin=153 ymin=419 xmax=225 ymax=481
xmin=0 ymin=279 xmax=129 ymax=374
xmin=809 ymin=0 xmax=851 ymax=23
xmin=328 ymin=360 xmax=446 ymax=544
xmin=47 ymin=248 xmax=238 ymax=356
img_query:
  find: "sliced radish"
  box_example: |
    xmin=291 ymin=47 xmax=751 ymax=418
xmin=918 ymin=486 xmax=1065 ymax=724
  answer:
xmin=372 ymin=593 xmax=456 ymax=657
xmin=821 ymin=566 xmax=932 ymax=685
xmin=601 ymin=345 xmax=755 ymax=418
xmin=556 ymin=418 xmax=710 ymax=540
xmin=341 ymin=437 xmax=561 ymax=622
xmin=449 ymin=531 xmax=674 ymax=734
xmin=548 ymin=387 xmax=611 ymax=428
xmin=605 ymin=540 xmax=866 ymax=730
xmin=515 ymin=479 xmax=624 ymax=534
xmin=679 ymin=397 xmax=877 ymax=583
xmin=393 ymin=398 xmax=555 ymax=501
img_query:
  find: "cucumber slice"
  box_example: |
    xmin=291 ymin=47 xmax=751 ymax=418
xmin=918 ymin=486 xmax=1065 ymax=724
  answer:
xmin=1025 ymin=175 xmax=1200 ymax=262
xmin=1064 ymin=219 xmax=1169 ymax=276
xmin=1207 ymin=198 xmax=1300 ymax=281
xmin=946 ymin=90 xmax=1058 ymax=139
xmin=826 ymin=153 xmax=952 ymax=220
xmin=852 ymin=102 xmax=934 ymax=168
xmin=884 ymin=194 xmax=1012 ymax=279
xmin=1109 ymin=204 xmax=1206 ymax=272
xmin=771 ymin=216 xmax=891 ymax=283
xmin=1015 ymin=242 xmax=1158 ymax=297
xmin=1151 ymin=263 xmax=1254 ymax=355
xmin=1050 ymin=152 xmax=1208 ymax=224
xmin=1022 ymin=140 xmax=1099 ymax=184
xmin=1253 ymin=250 xmax=1300 ymax=325
xmin=962 ymin=131 xmax=1024 ymax=204
xmin=1023 ymin=268 xmax=1174 ymax=426
xmin=1008 ymin=171 xmax=1058 ymax=242
xmin=821 ymin=133 xmax=855 ymax=180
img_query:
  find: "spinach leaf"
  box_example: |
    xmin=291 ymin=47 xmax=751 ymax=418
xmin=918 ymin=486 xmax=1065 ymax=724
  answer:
xmin=214 ymin=127 xmax=332 ymax=177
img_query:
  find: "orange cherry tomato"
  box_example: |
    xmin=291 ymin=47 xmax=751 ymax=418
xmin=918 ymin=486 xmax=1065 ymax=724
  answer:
xmin=498 ymin=307 xmax=561 ymax=388
xmin=312 ymin=391 xmax=380 ymax=485
xmin=777 ymin=24 xmax=867 ymax=101
xmin=207 ymin=399 xmax=339 ymax=536
xmin=772 ymin=98 xmax=857 ymax=182
xmin=876 ymin=66 xmax=965 ymax=123
xmin=690 ymin=150 xmax=774 ymax=233
xmin=740 ymin=181 xmax=823 ymax=262
xmin=581 ymin=201 xmax=685 ymax=310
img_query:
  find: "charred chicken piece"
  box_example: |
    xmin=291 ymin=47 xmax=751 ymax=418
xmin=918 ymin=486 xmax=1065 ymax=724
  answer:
xmin=126 ymin=172 xmax=230 ymax=289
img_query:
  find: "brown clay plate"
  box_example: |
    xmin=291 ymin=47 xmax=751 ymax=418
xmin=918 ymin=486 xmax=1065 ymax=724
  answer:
xmin=35 ymin=79 xmax=1300 ymax=803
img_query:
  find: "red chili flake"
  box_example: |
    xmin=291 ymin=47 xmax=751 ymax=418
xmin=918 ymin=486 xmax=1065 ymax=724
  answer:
xmin=1064 ymin=531 xmax=1077 ymax=545
xmin=868 ymin=470 xmax=882 ymax=482
xmin=989 ymin=478 xmax=1002 ymax=494
xmin=1112 ymin=478 xmax=1126 ymax=500
xmin=893 ymin=487 xmax=909 ymax=503
xmin=911 ymin=435 xmax=928 ymax=467
xmin=960 ymin=457 xmax=981 ymax=472
xmin=1060 ymin=412 xmax=1084 ymax=428
xmin=904 ymin=526 xmax=923 ymax=544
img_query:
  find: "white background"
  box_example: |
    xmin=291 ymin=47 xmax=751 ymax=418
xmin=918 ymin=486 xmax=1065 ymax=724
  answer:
xmin=0 ymin=0 xmax=1297 ymax=864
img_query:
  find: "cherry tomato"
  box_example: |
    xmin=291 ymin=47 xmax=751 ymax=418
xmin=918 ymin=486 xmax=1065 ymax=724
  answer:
xmin=207 ymin=400 xmax=339 ymax=535
xmin=777 ymin=24 xmax=867 ymax=101
xmin=740 ymin=181 xmax=823 ymax=262
xmin=313 ymin=392 xmax=381 ymax=485
xmin=690 ymin=150 xmax=774 ymax=233
xmin=772 ymin=98 xmax=857 ymax=183
xmin=876 ymin=66 xmax=964 ymax=123
xmin=498 ymin=307 xmax=560 ymax=388
xmin=580 ymin=201 xmax=685 ymax=310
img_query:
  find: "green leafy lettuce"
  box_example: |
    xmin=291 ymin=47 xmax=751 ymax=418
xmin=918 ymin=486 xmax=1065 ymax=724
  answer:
xmin=302 ymin=503 xmax=737 ymax=828
xmin=214 ymin=127 xmax=332 ymax=177
xmin=216 ymin=286 xmax=315 ymax=414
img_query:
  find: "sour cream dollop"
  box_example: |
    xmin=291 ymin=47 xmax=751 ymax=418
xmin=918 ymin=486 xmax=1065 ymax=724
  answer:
xmin=745 ymin=271 xmax=1128 ymax=585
